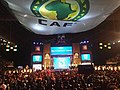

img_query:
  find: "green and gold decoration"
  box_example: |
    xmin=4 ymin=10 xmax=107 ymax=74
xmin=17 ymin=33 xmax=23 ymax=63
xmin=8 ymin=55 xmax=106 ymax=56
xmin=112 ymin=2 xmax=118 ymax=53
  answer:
xmin=31 ymin=0 xmax=89 ymax=21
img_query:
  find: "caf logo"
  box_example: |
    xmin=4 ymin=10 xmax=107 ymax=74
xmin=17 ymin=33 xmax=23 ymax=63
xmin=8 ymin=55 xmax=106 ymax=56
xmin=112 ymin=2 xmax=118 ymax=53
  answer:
xmin=31 ymin=0 xmax=89 ymax=21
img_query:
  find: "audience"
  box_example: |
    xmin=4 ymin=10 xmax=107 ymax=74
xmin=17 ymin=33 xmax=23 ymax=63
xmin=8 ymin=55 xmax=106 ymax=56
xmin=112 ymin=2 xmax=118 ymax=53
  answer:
xmin=0 ymin=68 xmax=120 ymax=90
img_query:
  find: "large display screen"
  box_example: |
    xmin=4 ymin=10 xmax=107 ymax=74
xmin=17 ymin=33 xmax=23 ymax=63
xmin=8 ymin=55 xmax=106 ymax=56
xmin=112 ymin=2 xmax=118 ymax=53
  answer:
xmin=81 ymin=54 xmax=91 ymax=61
xmin=51 ymin=46 xmax=72 ymax=55
xmin=33 ymin=64 xmax=42 ymax=71
xmin=53 ymin=57 xmax=70 ymax=69
xmin=32 ymin=55 xmax=42 ymax=63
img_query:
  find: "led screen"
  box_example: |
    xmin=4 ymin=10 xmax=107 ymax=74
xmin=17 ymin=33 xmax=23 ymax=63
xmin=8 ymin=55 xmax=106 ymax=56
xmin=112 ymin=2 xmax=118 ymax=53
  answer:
xmin=32 ymin=55 xmax=42 ymax=63
xmin=51 ymin=46 xmax=72 ymax=55
xmin=53 ymin=57 xmax=70 ymax=69
xmin=33 ymin=64 xmax=42 ymax=71
xmin=81 ymin=54 xmax=91 ymax=61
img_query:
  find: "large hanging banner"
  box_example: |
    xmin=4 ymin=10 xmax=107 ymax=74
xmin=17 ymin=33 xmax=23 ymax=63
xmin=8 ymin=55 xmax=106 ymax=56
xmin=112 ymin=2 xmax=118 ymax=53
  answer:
xmin=3 ymin=0 xmax=120 ymax=35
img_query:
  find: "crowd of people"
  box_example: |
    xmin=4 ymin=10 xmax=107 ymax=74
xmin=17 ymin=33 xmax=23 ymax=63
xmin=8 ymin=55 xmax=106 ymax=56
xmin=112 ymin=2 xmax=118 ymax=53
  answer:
xmin=0 ymin=68 xmax=120 ymax=90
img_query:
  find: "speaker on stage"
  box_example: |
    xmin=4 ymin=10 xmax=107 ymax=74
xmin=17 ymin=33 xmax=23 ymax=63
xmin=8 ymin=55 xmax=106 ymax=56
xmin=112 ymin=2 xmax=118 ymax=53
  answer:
xmin=77 ymin=65 xmax=94 ymax=74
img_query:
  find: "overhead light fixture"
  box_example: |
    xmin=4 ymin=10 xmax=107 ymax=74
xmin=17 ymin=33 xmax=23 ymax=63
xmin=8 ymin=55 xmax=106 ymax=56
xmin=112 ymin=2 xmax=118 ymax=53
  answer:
xmin=33 ymin=42 xmax=35 ymax=44
xmin=118 ymin=40 xmax=120 ymax=43
xmin=13 ymin=49 xmax=17 ymax=51
xmin=6 ymin=49 xmax=10 ymax=51
xmin=8 ymin=42 xmax=10 ymax=44
xmin=113 ymin=42 xmax=115 ymax=45
xmin=4 ymin=43 xmax=6 ymax=45
xmin=14 ymin=45 xmax=17 ymax=48
xmin=99 ymin=46 xmax=103 ymax=49
xmin=6 ymin=45 xmax=10 ymax=48
xmin=108 ymin=46 xmax=111 ymax=49
xmin=99 ymin=43 xmax=103 ymax=45
xmin=3 ymin=40 xmax=6 ymax=42
xmin=104 ymin=45 xmax=107 ymax=48
xmin=10 ymin=47 xmax=13 ymax=49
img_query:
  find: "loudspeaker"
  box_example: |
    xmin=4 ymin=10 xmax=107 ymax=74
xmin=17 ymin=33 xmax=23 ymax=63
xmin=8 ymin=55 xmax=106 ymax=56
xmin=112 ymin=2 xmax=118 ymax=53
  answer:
xmin=77 ymin=65 xmax=94 ymax=74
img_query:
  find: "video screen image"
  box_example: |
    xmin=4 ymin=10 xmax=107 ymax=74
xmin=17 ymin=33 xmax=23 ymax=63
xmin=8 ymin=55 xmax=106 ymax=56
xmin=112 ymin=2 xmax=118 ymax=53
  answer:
xmin=51 ymin=46 xmax=72 ymax=55
xmin=32 ymin=55 xmax=42 ymax=63
xmin=81 ymin=54 xmax=91 ymax=61
xmin=53 ymin=57 xmax=71 ymax=69
xmin=33 ymin=64 xmax=42 ymax=71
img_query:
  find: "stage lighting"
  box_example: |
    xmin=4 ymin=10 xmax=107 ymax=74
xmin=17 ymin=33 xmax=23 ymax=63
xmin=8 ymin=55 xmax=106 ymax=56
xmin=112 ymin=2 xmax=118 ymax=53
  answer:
xmin=6 ymin=45 xmax=10 ymax=48
xmin=14 ymin=45 xmax=17 ymax=48
xmin=10 ymin=47 xmax=13 ymax=49
xmin=13 ymin=49 xmax=17 ymax=52
xmin=6 ymin=49 xmax=10 ymax=51
xmin=108 ymin=46 xmax=111 ymax=49
xmin=33 ymin=42 xmax=35 ymax=44
xmin=118 ymin=40 xmax=120 ymax=43
xmin=104 ymin=45 xmax=107 ymax=48
xmin=107 ymin=43 xmax=111 ymax=45
xmin=99 ymin=46 xmax=103 ymax=49
xmin=8 ymin=42 xmax=10 ymax=44
xmin=99 ymin=43 xmax=103 ymax=45
xmin=113 ymin=42 xmax=115 ymax=45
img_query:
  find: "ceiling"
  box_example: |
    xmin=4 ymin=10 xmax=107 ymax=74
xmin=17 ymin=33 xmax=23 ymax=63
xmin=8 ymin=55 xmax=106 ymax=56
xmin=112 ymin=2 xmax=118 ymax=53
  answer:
xmin=0 ymin=1 xmax=120 ymax=66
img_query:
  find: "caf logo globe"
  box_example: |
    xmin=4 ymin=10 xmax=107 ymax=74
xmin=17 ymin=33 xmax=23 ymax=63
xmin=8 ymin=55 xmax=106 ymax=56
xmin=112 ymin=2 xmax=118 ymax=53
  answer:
xmin=31 ymin=0 xmax=89 ymax=21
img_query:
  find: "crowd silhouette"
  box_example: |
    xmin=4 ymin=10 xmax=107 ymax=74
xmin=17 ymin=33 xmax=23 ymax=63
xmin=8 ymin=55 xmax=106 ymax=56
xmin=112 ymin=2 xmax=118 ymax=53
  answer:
xmin=0 ymin=68 xmax=120 ymax=90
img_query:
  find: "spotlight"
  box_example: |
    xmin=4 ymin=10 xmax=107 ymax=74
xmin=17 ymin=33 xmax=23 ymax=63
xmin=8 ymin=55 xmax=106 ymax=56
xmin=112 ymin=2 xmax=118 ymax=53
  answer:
xmin=99 ymin=43 xmax=103 ymax=45
xmin=6 ymin=45 xmax=10 ymax=48
xmin=4 ymin=43 xmax=6 ymax=45
xmin=118 ymin=40 xmax=120 ymax=43
xmin=6 ymin=49 xmax=10 ymax=51
xmin=33 ymin=42 xmax=35 ymax=44
xmin=3 ymin=40 xmax=6 ymax=42
xmin=13 ymin=49 xmax=17 ymax=51
xmin=14 ymin=45 xmax=17 ymax=48
xmin=113 ymin=42 xmax=115 ymax=44
xmin=10 ymin=47 xmax=13 ymax=49
xmin=108 ymin=46 xmax=111 ymax=49
xmin=104 ymin=45 xmax=107 ymax=48
xmin=99 ymin=46 xmax=103 ymax=49
xmin=8 ymin=42 xmax=10 ymax=44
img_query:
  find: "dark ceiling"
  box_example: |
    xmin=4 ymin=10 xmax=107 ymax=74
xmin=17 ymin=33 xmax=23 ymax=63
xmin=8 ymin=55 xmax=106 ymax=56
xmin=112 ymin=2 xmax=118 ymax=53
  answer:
xmin=0 ymin=1 xmax=120 ymax=66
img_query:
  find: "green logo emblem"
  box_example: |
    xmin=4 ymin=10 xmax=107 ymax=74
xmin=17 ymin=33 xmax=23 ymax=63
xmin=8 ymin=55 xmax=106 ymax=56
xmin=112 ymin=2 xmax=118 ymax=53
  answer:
xmin=31 ymin=0 xmax=89 ymax=21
